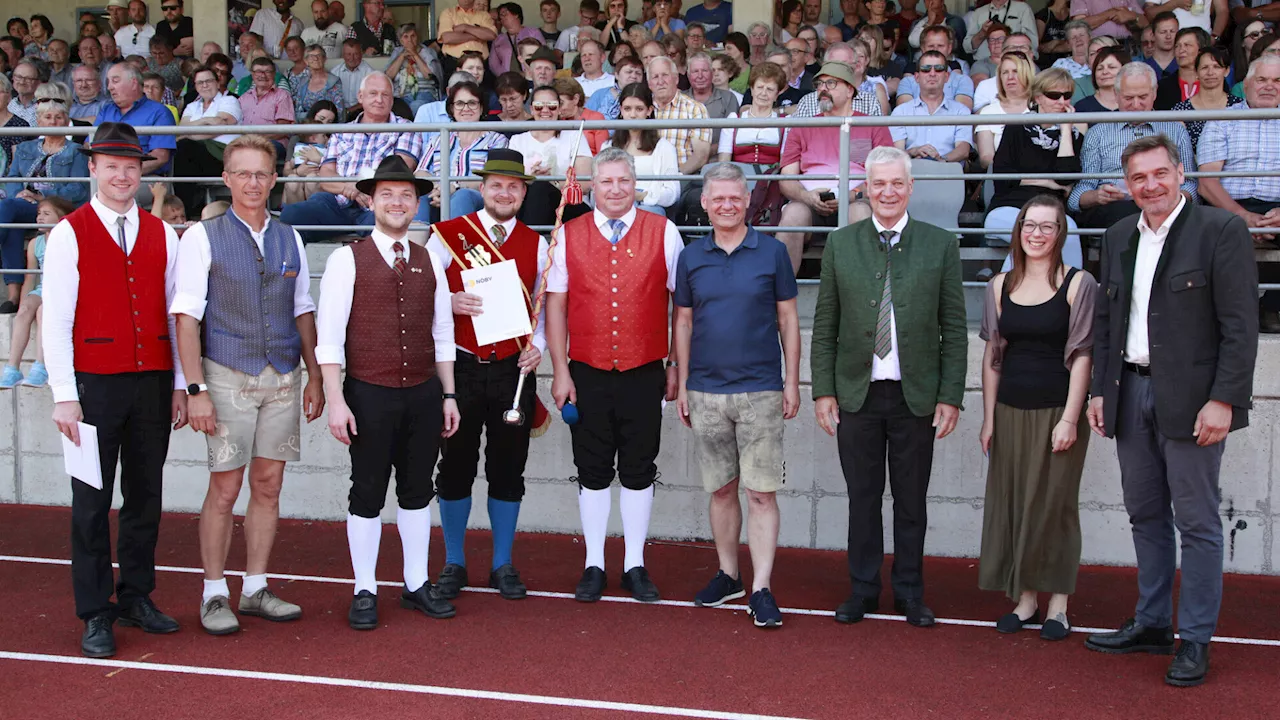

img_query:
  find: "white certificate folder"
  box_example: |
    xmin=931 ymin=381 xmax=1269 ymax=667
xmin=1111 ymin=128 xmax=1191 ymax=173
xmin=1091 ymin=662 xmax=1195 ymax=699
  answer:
xmin=62 ymin=422 xmax=103 ymax=490
xmin=460 ymin=259 xmax=534 ymax=346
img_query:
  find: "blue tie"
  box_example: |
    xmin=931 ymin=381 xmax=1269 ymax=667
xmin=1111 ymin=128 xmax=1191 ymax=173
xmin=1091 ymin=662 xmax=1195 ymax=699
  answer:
xmin=607 ymin=218 xmax=625 ymax=245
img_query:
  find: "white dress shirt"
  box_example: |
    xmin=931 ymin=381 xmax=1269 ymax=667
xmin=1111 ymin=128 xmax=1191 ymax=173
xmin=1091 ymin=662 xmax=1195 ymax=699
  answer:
xmin=249 ymin=8 xmax=305 ymax=58
xmin=115 ymin=23 xmax=156 ymax=59
xmin=180 ymin=92 xmax=242 ymax=145
xmin=169 ymin=209 xmax=316 ymax=321
xmin=1125 ymin=195 xmax=1187 ymax=366
xmin=42 ymin=196 xmax=186 ymax=403
xmin=426 ymin=209 xmax=549 ymax=354
xmin=547 ymin=206 xmax=684 ymax=294
xmin=315 ymin=230 xmax=456 ymax=367
xmin=870 ymin=212 xmax=911 ymax=382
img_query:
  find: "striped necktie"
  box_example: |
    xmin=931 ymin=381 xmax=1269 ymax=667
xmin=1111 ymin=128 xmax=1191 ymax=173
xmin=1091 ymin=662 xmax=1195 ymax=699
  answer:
xmin=491 ymin=224 xmax=507 ymax=247
xmin=115 ymin=215 xmax=128 ymax=254
xmin=607 ymin=218 xmax=625 ymax=245
xmin=874 ymin=230 xmax=896 ymax=360
xmin=392 ymin=241 xmax=406 ymax=276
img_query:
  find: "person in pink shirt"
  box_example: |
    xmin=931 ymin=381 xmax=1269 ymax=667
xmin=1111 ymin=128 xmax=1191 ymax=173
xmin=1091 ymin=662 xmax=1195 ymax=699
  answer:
xmin=239 ymin=56 xmax=297 ymax=161
xmin=1070 ymin=0 xmax=1146 ymax=38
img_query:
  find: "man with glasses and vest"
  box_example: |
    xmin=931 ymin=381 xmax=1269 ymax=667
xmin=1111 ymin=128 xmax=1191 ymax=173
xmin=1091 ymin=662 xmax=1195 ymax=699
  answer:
xmin=427 ymin=149 xmax=549 ymax=602
xmin=170 ymin=134 xmax=325 ymax=636
xmin=546 ymin=147 xmax=683 ymax=604
xmin=43 ymin=122 xmax=189 ymax=658
xmin=317 ymin=155 xmax=461 ymax=630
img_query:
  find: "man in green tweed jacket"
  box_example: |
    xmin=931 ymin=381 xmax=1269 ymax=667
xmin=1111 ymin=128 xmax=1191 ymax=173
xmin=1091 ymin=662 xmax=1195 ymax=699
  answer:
xmin=811 ymin=146 xmax=967 ymax=629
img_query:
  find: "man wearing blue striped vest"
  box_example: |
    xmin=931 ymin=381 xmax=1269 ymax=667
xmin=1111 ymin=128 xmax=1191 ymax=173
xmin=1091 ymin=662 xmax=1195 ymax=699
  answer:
xmin=170 ymin=135 xmax=325 ymax=636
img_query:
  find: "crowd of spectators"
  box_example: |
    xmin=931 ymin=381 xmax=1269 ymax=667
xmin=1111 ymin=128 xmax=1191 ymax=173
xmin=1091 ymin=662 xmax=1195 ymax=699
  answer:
xmin=0 ymin=0 xmax=1279 ymax=327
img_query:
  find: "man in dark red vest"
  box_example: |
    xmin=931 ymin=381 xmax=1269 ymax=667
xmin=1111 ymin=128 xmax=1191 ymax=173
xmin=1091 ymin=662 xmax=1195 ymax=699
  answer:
xmin=316 ymin=155 xmax=462 ymax=630
xmin=427 ymin=149 xmax=547 ymax=601
xmin=42 ymin=122 xmax=190 ymax=658
xmin=546 ymin=147 xmax=683 ymax=604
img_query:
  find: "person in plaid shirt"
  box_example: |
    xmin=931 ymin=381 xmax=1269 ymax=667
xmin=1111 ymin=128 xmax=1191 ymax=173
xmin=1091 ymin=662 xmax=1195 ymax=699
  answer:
xmin=648 ymin=56 xmax=713 ymax=174
xmin=280 ymin=73 xmax=423 ymax=242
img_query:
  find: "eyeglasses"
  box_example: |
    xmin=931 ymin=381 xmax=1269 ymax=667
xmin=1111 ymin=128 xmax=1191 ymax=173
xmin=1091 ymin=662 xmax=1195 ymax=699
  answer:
xmin=814 ymin=78 xmax=844 ymax=90
xmin=12 ymin=74 xmax=38 ymax=82
xmin=1020 ymin=220 xmax=1060 ymax=236
xmin=917 ymin=64 xmax=948 ymax=73
xmin=452 ymin=99 xmax=481 ymax=108
xmin=532 ymin=101 xmax=560 ymax=110
xmin=227 ymin=170 xmax=273 ymax=183
xmin=1040 ymin=90 xmax=1072 ymax=101
xmin=195 ymin=78 xmax=217 ymax=86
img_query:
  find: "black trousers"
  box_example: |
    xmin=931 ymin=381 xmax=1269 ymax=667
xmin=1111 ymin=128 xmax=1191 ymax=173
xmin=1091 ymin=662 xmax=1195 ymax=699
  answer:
xmin=568 ymin=360 xmax=665 ymax=491
xmin=70 ymin=370 xmax=173 ymax=620
xmin=436 ymin=352 xmax=535 ymax=502
xmin=173 ymin=138 xmax=223 ymax=217
xmin=836 ymin=381 xmax=936 ymax=602
xmin=344 ymin=375 xmax=443 ymax=518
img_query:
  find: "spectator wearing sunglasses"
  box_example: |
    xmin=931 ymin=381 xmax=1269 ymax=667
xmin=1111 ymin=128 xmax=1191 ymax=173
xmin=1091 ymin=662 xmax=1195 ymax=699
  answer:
xmin=889 ymin=50 xmax=973 ymax=164
xmin=896 ymin=25 xmax=974 ymax=110
xmin=984 ymin=68 xmax=1088 ymax=269
xmin=153 ymin=0 xmax=194 ymax=57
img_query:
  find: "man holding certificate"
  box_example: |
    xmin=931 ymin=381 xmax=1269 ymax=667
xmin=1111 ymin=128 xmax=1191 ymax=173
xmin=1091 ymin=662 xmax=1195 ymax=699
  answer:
xmin=546 ymin=147 xmax=683 ymax=604
xmin=427 ymin=149 xmax=549 ymax=601
xmin=42 ymin=122 xmax=188 ymax=658
xmin=316 ymin=155 xmax=461 ymax=630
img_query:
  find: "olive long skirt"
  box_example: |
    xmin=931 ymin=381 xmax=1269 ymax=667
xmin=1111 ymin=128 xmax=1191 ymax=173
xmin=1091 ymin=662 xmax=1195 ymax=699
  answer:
xmin=978 ymin=403 xmax=1090 ymax=600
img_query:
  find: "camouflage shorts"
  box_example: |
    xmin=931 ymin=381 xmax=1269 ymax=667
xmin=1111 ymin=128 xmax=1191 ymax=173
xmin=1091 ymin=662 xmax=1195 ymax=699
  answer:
xmin=687 ymin=390 xmax=785 ymax=493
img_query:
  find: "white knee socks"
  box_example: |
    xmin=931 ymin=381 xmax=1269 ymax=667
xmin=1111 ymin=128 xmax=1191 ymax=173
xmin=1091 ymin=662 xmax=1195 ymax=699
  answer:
xmin=397 ymin=506 xmax=431 ymax=593
xmin=578 ymin=487 xmax=611 ymax=570
xmin=619 ymin=486 xmax=654 ymax=572
xmin=347 ymin=513 xmax=382 ymax=595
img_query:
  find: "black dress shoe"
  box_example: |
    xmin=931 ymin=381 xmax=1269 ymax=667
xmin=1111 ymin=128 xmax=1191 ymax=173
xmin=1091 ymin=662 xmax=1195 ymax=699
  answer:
xmin=489 ymin=564 xmax=528 ymax=600
xmin=81 ymin=615 xmax=116 ymax=658
xmin=348 ymin=589 xmax=378 ymax=630
xmin=1166 ymin=640 xmax=1210 ymax=687
xmin=834 ymin=595 xmax=879 ymax=624
xmin=575 ymin=566 xmax=606 ymax=603
xmin=401 ymin=583 xmax=457 ymax=619
xmin=1085 ymin=618 xmax=1175 ymax=654
xmin=117 ymin=596 xmax=179 ymax=634
xmin=436 ymin=563 xmax=469 ymax=600
xmin=996 ymin=610 xmax=1041 ymax=634
xmin=621 ymin=566 xmax=661 ymax=602
xmin=895 ymin=599 xmax=936 ymax=628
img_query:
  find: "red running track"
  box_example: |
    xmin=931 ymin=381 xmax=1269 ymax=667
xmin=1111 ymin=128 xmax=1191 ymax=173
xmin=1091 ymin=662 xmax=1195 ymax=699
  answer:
xmin=1 ymin=504 xmax=1278 ymax=719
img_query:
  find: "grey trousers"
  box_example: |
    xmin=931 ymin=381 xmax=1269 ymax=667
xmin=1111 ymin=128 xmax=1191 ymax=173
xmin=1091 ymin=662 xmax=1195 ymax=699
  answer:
xmin=1115 ymin=370 xmax=1226 ymax=644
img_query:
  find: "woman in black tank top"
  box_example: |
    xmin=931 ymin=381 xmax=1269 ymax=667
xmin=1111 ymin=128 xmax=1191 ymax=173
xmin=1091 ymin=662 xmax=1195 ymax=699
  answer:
xmin=977 ymin=195 xmax=1098 ymax=642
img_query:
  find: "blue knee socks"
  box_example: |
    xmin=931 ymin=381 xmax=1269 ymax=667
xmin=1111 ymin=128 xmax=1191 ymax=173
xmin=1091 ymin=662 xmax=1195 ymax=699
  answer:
xmin=488 ymin=497 xmax=521 ymax=570
xmin=438 ymin=497 xmax=472 ymax=567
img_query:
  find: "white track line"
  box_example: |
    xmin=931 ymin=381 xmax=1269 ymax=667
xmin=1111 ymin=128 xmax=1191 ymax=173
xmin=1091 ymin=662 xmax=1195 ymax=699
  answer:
xmin=4 ymin=553 xmax=1278 ymax=648
xmin=0 ymin=650 xmax=811 ymax=720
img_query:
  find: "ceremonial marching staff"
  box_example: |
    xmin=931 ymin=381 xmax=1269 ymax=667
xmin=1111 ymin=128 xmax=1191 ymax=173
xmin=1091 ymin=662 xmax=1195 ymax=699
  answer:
xmin=44 ymin=122 xmax=189 ymax=658
xmin=317 ymin=155 xmax=461 ymax=630
xmin=547 ymin=146 xmax=684 ymax=603
xmin=427 ymin=149 xmax=550 ymax=601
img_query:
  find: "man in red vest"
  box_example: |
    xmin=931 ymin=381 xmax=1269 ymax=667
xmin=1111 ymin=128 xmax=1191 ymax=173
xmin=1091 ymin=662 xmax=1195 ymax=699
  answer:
xmin=42 ymin=122 xmax=189 ymax=658
xmin=546 ymin=146 xmax=683 ymax=603
xmin=316 ymin=155 xmax=462 ymax=630
xmin=427 ymin=149 xmax=547 ymax=601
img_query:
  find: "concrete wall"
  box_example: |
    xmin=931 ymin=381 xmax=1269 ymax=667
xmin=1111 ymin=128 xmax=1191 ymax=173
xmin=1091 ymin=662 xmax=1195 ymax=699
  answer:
xmin=2 ymin=242 xmax=1277 ymax=576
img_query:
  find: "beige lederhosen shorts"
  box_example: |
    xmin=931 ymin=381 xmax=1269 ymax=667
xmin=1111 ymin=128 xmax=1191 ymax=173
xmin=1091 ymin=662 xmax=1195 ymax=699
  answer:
xmin=203 ymin=359 xmax=302 ymax=472
xmin=687 ymin=390 xmax=785 ymax=493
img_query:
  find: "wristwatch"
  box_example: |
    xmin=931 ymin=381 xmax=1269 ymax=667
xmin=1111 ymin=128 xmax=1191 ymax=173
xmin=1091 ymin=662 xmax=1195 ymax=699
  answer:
xmin=666 ymin=360 xmax=678 ymax=369
xmin=443 ymin=393 xmax=457 ymax=400
xmin=187 ymin=383 xmax=208 ymax=396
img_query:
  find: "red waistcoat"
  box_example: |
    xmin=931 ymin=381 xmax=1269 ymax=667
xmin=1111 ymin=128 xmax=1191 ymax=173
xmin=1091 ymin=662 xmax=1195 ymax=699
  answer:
xmin=345 ymin=239 xmax=437 ymax=388
xmin=565 ymin=210 xmax=669 ymax=372
xmin=67 ymin=204 xmax=173 ymax=375
xmin=436 ymin=214 xmax=539 ymax=360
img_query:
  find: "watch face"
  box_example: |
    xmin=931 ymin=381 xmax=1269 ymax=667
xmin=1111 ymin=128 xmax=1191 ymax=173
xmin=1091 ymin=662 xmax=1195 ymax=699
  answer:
xmin=188 ymin=384 xmax=202 ymax=395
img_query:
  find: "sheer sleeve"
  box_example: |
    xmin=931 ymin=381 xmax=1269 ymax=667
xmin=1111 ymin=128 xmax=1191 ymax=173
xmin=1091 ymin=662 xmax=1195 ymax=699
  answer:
xmin=979 ymin=275 xmax=1007 ymax=371
xmin=1064 ymin=269 xmax=1098 ymax=369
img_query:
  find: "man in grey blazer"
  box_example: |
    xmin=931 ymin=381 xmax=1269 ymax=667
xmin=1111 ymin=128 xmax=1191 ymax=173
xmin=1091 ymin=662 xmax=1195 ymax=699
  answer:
xmin=1084 ymin=135 xmax=1259 ymax=688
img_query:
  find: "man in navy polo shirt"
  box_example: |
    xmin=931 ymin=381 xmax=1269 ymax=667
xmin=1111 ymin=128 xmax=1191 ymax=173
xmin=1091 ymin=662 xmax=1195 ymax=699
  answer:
xmin=674 ymin=163 xmax=801 ymax=629
xmin=97 ymin=63 xmax=178 ymax=207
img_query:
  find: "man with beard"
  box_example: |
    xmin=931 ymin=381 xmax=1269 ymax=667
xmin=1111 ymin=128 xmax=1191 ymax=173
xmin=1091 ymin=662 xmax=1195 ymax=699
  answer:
xmin=546 ymin=147 xmax=683 ymax=603
xmin=250 ymin=0 xmax=305 ymax=59
xmin=427 ymin=149 xmax=549 ymax=601
xmin=317 ymin=155 xmax=461 ymax=630
xmin=302 ymin=0 xmax=348 ymax=59
xmin=777 ymin=61 xmax=893 ymax=272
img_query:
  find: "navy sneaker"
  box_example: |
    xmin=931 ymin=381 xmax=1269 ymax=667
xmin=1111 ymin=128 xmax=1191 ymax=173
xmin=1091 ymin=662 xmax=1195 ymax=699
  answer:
xmin=748 ymin=588 xmax=783 ymax=628
xmin=694 ymin=570 xmax=745 ymax=607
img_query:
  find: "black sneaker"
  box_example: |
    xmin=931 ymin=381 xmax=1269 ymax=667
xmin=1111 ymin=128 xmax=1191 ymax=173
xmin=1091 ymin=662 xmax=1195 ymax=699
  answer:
xmin=436 ymin=563 xmax=468 ymax=600
xmin=748 ymin=589 xmax=783 ymax=628
xmin=694 ymin=570 xmax=745 ymax=607
xmin=488 ymin=564 xmax=528 ymax=600
xmin=620 ymin=566 xmax=660 ymax=602
xmin=575 ymin=566 xmax=607 ymax=602
xmin=348 ymin=589 xmax=378 ymax=630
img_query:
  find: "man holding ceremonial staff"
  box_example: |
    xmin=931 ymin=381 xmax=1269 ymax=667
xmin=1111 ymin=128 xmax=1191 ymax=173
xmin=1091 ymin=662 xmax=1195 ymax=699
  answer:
xmin=427 ymin=149 xmax=549 ymax=601
xmin=317 ymin=155 xmax=461 ymax=630
xmin=546 ymin=147 xmax=683 ymax=604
